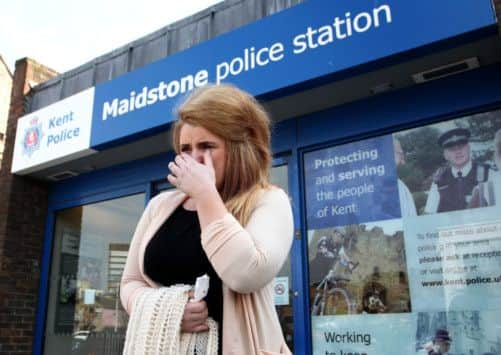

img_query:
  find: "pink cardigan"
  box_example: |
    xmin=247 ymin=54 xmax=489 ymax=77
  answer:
xmin=120 ymin=187 xmax=294 ymax=355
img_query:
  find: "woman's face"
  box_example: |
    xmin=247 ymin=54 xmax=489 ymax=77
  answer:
xmin=178 ymin=123 xmax=227 ymax=189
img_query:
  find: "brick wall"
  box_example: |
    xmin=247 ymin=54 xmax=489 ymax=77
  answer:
xmin=0 ymin=59 xmax=57 ymax=354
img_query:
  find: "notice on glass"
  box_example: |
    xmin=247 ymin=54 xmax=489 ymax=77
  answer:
xmin=304 ymin=135 xmax=400 ymax=229
xmin=311 ymin=314 xmax=416 ymax=355
xmin=273 ymin=276 xmax=289 ymax=306
xmin=405 ymin=210 xmax=501 ymax=311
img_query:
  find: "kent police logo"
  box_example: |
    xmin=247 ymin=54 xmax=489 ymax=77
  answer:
xmin=22 ymin=117 xmax=43 ymax=157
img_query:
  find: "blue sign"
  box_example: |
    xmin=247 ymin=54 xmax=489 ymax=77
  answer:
xmin=90 ymin=0 xmax=496 ymax=148
xmin=304 ymin=134 xmax=400 ymax=229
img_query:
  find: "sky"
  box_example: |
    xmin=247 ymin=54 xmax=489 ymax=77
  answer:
xmin=0 ymin=0 xmax=222 ymax=74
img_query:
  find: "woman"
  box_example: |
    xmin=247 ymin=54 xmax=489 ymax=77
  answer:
xmin=120 ymin=84 xmax=294 ymax=354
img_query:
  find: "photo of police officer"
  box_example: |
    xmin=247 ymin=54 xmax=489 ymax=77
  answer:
xmin=415 ymin=310 xmax=501 ymax=355
xmin=424 ymin=128 xmax=490 ymax=214
xmin=427 ymin=329 xmax=452 ymax=355
xmin=395 ymin=110 xmax=501 ymax=215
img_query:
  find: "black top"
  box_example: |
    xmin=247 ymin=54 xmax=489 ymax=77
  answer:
xmin=144 ymin=205 xmax=223 ymax=346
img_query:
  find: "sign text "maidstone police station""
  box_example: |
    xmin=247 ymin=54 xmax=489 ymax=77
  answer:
xmin=100 ymin=4 xmax=392 ymax=121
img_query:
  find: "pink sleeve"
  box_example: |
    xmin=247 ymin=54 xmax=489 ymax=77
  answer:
xmin=201 ymin=188 xmax=294 ymax=294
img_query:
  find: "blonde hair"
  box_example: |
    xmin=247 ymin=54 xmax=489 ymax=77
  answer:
xmin=173 ymin=84 xmax=272 ymax=225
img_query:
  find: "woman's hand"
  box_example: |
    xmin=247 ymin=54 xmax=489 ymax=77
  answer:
xmin=169 ymin=149 xmax=228 ymax=229
xmin=181 ymin=291 xmax=209 ymax=333
xmin=167 ymin=150 xmax=216 ymax=199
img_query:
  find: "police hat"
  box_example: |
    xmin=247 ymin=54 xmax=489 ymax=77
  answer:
xmin=438 ymin=128 xmax=470 ymax=148
xmin=433 ymin=329 xmax=452 ymax=342
xmin=317 ymin=236 xmax=334 ymax=251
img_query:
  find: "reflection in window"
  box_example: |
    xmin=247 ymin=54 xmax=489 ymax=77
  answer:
xmin=44 ymin=193 xmax=144 ymax=354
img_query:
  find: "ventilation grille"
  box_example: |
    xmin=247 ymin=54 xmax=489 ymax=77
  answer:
xmin=47 ymin=170 xmax=79 ymax=181
xmin=412 ymin=57 xmax=479 ymax=84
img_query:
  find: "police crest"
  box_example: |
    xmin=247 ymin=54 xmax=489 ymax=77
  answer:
xmin=22 ymin=117 xmax=43 ymax=157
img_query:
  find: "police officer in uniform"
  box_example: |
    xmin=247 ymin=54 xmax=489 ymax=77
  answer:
xmin=424 ymin=128 xmax=489 ymax=214
xmin=428 ymin=329 xmax=452 ymax=355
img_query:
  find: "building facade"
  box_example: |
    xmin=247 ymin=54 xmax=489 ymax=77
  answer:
xmin=0 ymin=55 xmax=13 ymax=170
xmin=2 ymin=0 xmax=501 ymax=354
xmin=0 ymin=58 xmax=57 ymax=354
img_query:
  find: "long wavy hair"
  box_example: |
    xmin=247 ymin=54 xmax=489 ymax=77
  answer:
xmin=172 ymin=84 xmax=272 ymax=225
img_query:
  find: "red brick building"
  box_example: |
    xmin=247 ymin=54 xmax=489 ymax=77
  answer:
xmin=0 ymin=59 xmax=57 ymax=354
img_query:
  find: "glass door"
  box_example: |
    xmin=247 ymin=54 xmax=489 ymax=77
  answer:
xmin=43 ymin=193 xmax=145 ymax=354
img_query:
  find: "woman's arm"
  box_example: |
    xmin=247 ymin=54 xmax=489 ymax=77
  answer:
xmin=200 ymin=188 xmax=293 ymax=294
xmin=167 ymin=151 xmax=294 ymax=293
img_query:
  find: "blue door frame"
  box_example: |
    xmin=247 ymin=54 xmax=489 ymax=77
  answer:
xmin=33 ymin=64 xmax=501 ymax=355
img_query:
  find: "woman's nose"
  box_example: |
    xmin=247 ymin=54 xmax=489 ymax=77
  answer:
xmin=192 ymin=149 xmax=204 ymax=163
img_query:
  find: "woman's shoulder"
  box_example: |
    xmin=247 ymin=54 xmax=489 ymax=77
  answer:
xmin=150 ymin=188 xmax=183 ymax=202
xmin=256 ymin=185 xmax=290 ymax=206
xmin=146 ymin=189 xmax=186 ymax=217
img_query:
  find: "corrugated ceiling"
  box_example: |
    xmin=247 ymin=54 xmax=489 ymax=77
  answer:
xmin=27 ymin=0 xmax=304 ymax=112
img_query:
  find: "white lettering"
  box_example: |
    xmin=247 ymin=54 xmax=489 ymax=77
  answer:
xmin=135 ymin=87 xmax=148 ymax=109
xmin=118 ymin=99 xmax=129 ymax=115
xmin=166 ymin=80 xmax=180 ymax=98
xmin=269 ymin=42 xmax=284 ymax=62
xmin=373 ymin=4 xmax=392 ymax=27
xmin=194 ymin=70 xmax=208 ymax=87
xmin=101 ymin=69 xmax=209 ymax=120
xmin=292 ymin=34 xmax=307 ymax=54
xmin=147 ymin=88 xmax=158 ymax=105
xmin=216 ymin=42 xmax=286 ymax=83
xmin=353 ymin=12 xmax=372 ymax=33
xmin=292 ymin=5 xmax=392 ymax=54
xmin=102 ymin=100 xmax=118 ymax=120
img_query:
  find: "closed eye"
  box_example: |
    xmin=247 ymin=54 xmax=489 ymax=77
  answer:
xmin=197 ymin=142 xmax=216 ymax=150
xmin=180 ymin=142 xmax=216 ymax=153
xmin=180 ymin=145 xmax=191 ymax=153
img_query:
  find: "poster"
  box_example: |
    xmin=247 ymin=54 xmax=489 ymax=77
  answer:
xmin=415 ymin=310 xmax=501 ymax=354
xmin=304 ymin=135 xmax=400 ymax=230
xmin=308 ymin=219 xmax=411 ymax=316
xmin=305 ymin=109 xmax=501 ymax=354
xmin=312 ymin=313 xmax=416 ymax=355
xmin=405 ymin=213 xmax=501 ymax=312
xmin=274 ymin=276 xmax=290 ymax=306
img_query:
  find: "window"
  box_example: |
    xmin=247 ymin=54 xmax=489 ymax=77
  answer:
xmin=304 ymin=109 xmax=501 ymax=354
xmin=43 ymin=193 xmax=145 ymax=354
